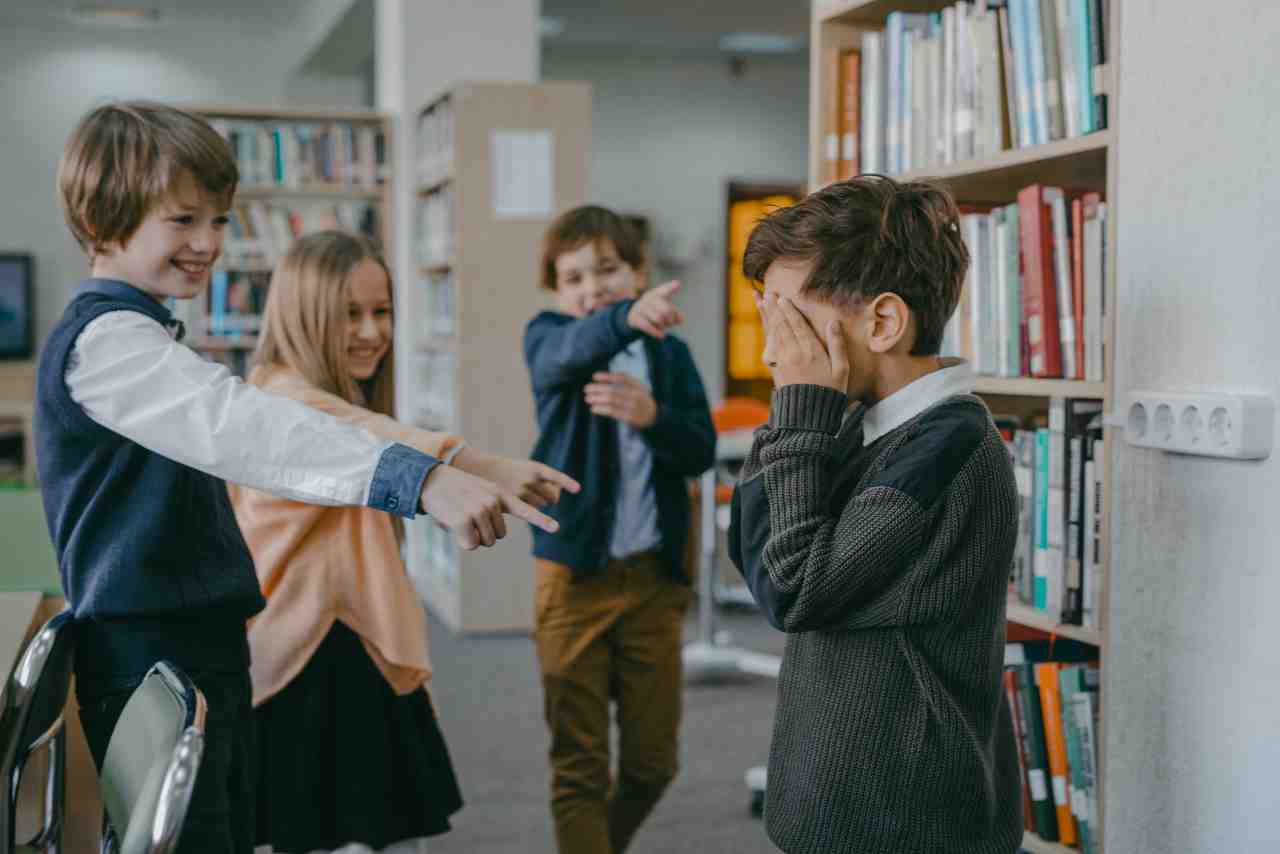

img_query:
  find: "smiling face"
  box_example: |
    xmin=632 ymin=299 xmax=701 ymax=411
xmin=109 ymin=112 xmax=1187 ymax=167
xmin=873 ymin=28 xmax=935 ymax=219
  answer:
xmin=90 ymin=171 xmax=227 ymax=302
xmin=552 ymin=239 xmax=642 ymax=318
xmin=345 ymin=259 xmax=394 ymax=381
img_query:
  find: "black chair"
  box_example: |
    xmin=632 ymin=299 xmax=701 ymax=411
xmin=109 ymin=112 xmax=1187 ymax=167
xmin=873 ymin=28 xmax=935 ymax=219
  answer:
xmin=0 ymin=610 xmax=75 ymax=854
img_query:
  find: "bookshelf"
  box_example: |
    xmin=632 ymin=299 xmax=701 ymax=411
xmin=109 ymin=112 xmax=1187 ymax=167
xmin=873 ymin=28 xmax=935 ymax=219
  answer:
xmin=404 ymin=82 xmax=591 ymax=634
xmin=810 ymin=1 xmax=1118 ymax=851
xmin=180 ymin=106 xmax=394 ymax=377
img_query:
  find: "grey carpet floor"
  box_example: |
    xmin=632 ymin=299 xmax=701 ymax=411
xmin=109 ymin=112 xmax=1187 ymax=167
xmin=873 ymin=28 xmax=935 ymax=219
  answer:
xmin=424 ymin=606 xmax=787 ymax=854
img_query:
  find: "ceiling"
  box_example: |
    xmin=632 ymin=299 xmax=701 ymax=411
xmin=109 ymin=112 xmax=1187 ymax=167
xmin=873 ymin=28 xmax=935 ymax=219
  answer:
xmin=3 ymin=0 xmax=811 ymax=76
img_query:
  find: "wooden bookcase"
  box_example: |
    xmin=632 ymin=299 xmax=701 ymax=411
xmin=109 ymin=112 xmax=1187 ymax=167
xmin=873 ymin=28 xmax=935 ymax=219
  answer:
xmin=183 ymin=106 xmax=394 ymax=376
xmin=405 ymin=81 xmax=591 ymax=634
xmin=809 ymin=2 xmax=1119 ymax=852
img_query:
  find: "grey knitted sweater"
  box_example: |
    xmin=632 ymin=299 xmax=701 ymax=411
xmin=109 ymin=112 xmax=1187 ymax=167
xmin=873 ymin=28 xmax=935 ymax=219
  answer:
xmin=728 ymin=383 xmax=1023 ymax=854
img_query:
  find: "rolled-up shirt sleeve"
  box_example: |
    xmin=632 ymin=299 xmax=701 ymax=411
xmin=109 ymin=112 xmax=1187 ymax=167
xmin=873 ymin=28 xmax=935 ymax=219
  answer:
xmin=66 ymin=310 xmax=438 ymax=517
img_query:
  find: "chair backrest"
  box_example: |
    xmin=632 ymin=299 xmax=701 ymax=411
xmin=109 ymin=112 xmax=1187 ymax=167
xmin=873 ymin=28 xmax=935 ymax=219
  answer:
xmin=100 ymin=661 xmax=206 ymax=854
xmin=0 ymin=609 xmax=74 ymax=851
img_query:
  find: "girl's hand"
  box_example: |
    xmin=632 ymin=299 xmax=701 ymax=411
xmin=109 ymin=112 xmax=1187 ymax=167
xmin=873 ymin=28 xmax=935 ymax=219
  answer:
xmin=584 ymin=372 xmax=658 ymax=428
xmin=627 ymin=280 xmax=684 ymax=339
xmin=419 ymin=464 xmax=562 ymax=550
xmin=451 ymin=449 xmax=581 ymax=509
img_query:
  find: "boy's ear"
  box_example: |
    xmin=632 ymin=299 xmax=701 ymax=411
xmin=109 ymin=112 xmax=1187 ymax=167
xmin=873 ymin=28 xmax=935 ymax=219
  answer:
xmin=865 ymin=293 xmax=912 ymax=354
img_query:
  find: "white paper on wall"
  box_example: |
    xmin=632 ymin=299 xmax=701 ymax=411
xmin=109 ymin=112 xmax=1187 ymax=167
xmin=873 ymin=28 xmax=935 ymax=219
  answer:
xmin=491 ymin=130 xmax=553 ymax=218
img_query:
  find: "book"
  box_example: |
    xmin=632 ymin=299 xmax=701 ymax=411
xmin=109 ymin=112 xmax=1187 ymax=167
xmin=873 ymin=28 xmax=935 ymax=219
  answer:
xmin=886 ymin=12 xmax=932 ymax=173
xmin=1023 ymin=0 xmax=1051 ymax=145
xmin=1052 ymin=397 xmax=1103 ymax=624
xmin=1039 ymin=0 xmax=1066 ymax=141
xmin=1082 ymin=193 xmax=1106 ymax=382
xmin=1035 ymin=662 xmax=1078 ymax=845
xmin=840 ymin=49 xmax=862 ymax=179
xmin=1013 ymin=429 xmax=1038 ymax=605
xmin=824 ymin=47 xmax=842 ymax=184
xmin=1058 ymin=664 xmax=1101 ymax=853
xmin=997 ymin=5 xmax=1021 ymax=151
xmin=1069 ymin=688 xmax=1101 ymax=848
xmin=1089 ymin=0 xmax=1108 ymax=131
xmin=1072 ymin=196 xmax=1086 ymax=378
xmin=1071 ymin=0 xmax=1096 ymax=134
xmin=1044 ymin=187 xmax=1077 ymax=379
xmin=860 ymin=32 xmax=886 ymax=175
xmin=1017 ymin=184 xmax=1063 ymax=377
xmin=1002 ymin=662 xmax=1035 ymax=833
xmin=1007 ymin=0 xmax=1036 ymax=148
xmin=1055 ymin=0 xmax=1082 ymax=139
xmin=971 ymin=6 xmax=1005 ymax=158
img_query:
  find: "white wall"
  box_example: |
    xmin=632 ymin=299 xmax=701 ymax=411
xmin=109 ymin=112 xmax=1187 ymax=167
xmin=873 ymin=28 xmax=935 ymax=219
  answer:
xmin=0 ymin=20 xmax=366 ymax=346
xmin=1106 ymin=1 xmax=1280 ymax=850
xmin=542 ymin=47 xmax=809 ymax=400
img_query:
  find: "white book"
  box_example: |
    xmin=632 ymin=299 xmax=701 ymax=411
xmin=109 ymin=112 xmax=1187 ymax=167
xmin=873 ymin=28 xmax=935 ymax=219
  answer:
xmin=963 ymin=214 xmax=996 ymax=375
xmin=1082 ymin=456 xmax=1098 ymax=628
xmin=942 ymin=6 xmax=956 ymax=164
xmin=902 ymin=30 xmax=916 ymax=173
xmin=910 ymin=33 xmax=933 ymax=171
xmin=1044 ymin=187 xmax=1078 ymax=379
xmin=971 ymin=9 xmax=1004 ymax=159
xmin=1083 ymin=200 xmax=1106 ymax=381
xmin=954 ymin=2 xmax=977 ymax=162
xmin=929 ymin=27 xmax=946 ymax=167
xmin=1055 ymin=0 xmax=1082 ymax=139
xmin=886 ymin=13 xmax=931 ymax=174
xmin=860 ymin=31 xmax=885 ymax=175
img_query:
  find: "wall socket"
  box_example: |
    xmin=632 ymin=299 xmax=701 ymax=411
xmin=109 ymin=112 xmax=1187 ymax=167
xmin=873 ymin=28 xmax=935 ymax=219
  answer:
xmin=1123 ymin=390 xmax=1274 ymax=460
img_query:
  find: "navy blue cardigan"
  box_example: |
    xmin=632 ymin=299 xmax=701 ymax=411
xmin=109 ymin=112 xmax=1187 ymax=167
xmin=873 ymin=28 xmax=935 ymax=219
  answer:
xmin=524 ymin=301 xmax=715 ymax=583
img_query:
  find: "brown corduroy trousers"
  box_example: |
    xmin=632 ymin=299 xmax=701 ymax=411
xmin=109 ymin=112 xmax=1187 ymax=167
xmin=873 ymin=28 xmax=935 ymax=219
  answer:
xmin=533 ymin=552 xmax=690 ymax=854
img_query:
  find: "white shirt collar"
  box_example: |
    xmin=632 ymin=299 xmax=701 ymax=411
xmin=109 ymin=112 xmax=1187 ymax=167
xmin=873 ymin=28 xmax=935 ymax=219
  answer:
xmin=861 ymin=358 xmax=976 ymax=445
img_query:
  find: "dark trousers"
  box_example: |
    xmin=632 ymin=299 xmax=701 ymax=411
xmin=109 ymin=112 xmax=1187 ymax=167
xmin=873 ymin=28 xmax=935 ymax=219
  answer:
xmin=78 ymin=667 xmax=257 ymax=854
xmin=533 ymin=551 xmax=690 ymax=854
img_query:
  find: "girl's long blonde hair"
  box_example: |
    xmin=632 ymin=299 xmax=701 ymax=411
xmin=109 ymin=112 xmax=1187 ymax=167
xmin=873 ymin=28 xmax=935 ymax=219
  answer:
xmin=254 ymin=230 xmax=395 ymax=414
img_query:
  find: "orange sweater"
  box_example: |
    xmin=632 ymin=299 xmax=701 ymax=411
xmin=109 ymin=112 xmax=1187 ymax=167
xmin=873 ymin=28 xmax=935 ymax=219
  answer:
xmin=229 ymin=365 xmax=464 ymax=706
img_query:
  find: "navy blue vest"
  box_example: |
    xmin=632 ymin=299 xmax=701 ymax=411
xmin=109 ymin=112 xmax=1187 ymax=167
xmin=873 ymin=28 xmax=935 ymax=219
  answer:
xmin=35 ymin=280 xmax=263 ymax=678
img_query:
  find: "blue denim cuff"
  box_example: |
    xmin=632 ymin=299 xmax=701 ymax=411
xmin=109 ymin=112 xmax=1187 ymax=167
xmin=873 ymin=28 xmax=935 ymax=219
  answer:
xmin=367 ymin=443 xmax=439 ymax=518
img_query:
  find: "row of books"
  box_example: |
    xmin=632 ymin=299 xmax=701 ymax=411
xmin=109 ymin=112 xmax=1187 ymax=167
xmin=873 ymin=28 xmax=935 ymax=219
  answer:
xmin=208 ymin=119 xmax=386 ymax=188
xmin=413 ymin=272 xmax=456 ymax=349
xmin=417 ymin=189 xmax=456 ymax=268
xmin=1004 ymin=640 xmax=1101 ymax=852
xmin=999 ymin=397 xmax=1104 ymax=628
xmin=208 ymin=272 xmax=268 ymax=339
xmin=222 ymin=200 xmax=380 ymax=268
xmin=417 ymin=98 xmax=456 ymax=187
xmin=834 ymin=0 xmax=1109 ymax=181
xmin=943 ymin=184 xmax=1107 ymax=381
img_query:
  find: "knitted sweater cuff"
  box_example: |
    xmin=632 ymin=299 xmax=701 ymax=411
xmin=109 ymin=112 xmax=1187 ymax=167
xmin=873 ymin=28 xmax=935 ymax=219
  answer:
xmin=771 ymin=384 xmax=849 ymax=434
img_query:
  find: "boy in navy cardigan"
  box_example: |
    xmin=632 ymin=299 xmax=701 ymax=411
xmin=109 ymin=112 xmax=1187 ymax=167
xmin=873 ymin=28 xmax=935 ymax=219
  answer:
xmin=38 ymin=102 xmax=568 ymax=854
xmin=524 ymin=206 xmax=715 ymax=854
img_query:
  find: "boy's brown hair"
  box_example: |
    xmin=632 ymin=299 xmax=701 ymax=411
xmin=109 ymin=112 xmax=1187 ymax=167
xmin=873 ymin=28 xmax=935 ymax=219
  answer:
xmin=743 ymin=175 xmax=968 ymax=356
xmin=540 ymin=205 xmax=646 ymax=290
xmin=58 ymin=101 xmax=238 ymax=256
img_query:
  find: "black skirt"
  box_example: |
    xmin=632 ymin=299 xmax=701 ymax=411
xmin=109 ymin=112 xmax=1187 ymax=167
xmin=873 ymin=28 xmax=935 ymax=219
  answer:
xmin=255 ymin=621 xmax=463 ymax=851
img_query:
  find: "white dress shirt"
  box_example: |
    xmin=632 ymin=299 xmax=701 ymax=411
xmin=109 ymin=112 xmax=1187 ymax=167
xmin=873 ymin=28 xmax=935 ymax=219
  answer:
xmin=861 ymin=358 xmax=977 ymax=445
xmin=66 ymin=310 xmax=405 ymax=508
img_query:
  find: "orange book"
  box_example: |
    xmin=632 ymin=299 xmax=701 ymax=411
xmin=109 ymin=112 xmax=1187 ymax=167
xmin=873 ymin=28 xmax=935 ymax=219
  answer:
xmin=1071 ymin=197 xmax=1086 ymax=380
xmin=1034 ymin=662 xmax=1078 ymax=845
xmin=824 ymin=48 xmax=842 ymax=185
xmin=839 ymin=49 xmax=861 ymax=180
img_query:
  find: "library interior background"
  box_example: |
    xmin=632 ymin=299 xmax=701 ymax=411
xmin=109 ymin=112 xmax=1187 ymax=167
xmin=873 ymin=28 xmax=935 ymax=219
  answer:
xmin=3 ymin=1 xmax=1279 ymax=852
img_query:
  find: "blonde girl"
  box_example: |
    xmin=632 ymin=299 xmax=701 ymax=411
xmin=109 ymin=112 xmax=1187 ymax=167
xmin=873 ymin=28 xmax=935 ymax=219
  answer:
xmin=230 ymin=230 xmax=576 ymax=853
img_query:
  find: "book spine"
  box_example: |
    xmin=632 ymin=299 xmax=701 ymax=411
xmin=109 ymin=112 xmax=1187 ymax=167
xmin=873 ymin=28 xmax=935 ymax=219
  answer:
xmin=1034 ymin=427 xmax=1051 ymax=610
xmin=1040 ymin=0 xmax=1066 ymax=141
xmin=1057 ymin=667 xmax=1093 ymax=853
xmin=1072 ymin=691 xmax=1101 ymax=851
xmin=1014 ymin=431 xmax=1036 ymax=603
xmin=1089 ymin=0 xmax=1108 ymax=131
xmin=1003 ymin=668 xmax=1036 ymax=833
xmin=840 ymin=49 xmax=861 ymax=179
xmin=861 ymin=32 xmax=884 ymax=175
xmin=1073 ymin=0 xmax=1095 ymax=133
xmin=993 ymin=209 xmax=1011 ymax=377
xmin=1072 ymin=196 xmax=1086 ymax=379
xmin=1056 ymin=0 xmax=1081 ymax=139
xmin=1024 ymin=0 xmax=1050 ymax=145
xmin=942 ymin=6 xmax=956 ymax=164
xmin=824 ymin=47 xmax=842 ymax=183
xmin=1005 ymin=201 xmax=1022 ymax=376
xmin=1017 ymin=185 xmax=1063 ymax=377
xmin=1020 ymin=660 xmax=1059 ymax=838
xmin=1035 ymin=662 xmax=1078 ymax=845
xmin=1046 ymin=188 xmax=1077 ymax=379
xmin=887 ymin=13 xmax=904 ymax=174
xmin=955 ymin=3 xmax=977 ymax=162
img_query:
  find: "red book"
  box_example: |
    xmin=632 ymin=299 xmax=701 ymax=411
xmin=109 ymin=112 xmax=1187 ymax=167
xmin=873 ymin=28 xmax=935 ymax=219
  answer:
xmin=1017 ymin=184 xmax=1063 ymax=378
xmin=1071 ymin=197 xmax=1086 ymax=380
xmin=1003 ymin=669 xmax=1035 ymax=833
xmin=838 ymin=49 xmax=861 ymax=180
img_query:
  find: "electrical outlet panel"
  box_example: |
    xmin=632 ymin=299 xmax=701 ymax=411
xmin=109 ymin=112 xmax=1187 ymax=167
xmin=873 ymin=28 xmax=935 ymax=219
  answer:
xmin=1123 ymin=390 xmax=1274 ymax=460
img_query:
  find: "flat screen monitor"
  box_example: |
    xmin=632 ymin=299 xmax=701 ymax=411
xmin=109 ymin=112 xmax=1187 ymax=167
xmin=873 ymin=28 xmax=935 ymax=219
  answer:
xmin=0 ymin=254 xmax=33 ymax=359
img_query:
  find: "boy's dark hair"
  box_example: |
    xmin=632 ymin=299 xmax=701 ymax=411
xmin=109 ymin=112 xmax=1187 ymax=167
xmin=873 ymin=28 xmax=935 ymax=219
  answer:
xmin=742 ymin=175 xmax=968 ymax=356
xmin=540 ymin=205 xmax=647 ymax=290
xmin=58 ymin=101 xmax=239 ymax=256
